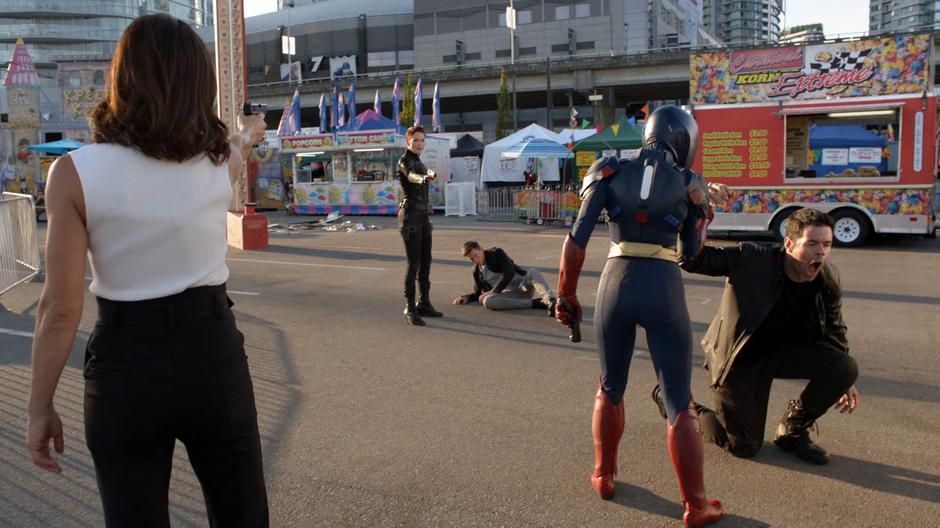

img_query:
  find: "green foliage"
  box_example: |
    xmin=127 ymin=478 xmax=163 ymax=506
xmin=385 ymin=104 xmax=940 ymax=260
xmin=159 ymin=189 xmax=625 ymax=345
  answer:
xmin=495 ymin=68 xmax=511 ymax=140
xmin=786 ymin=23 xmax=823 ymax=34
xmin=400 ymin=72 xmax=415 ymax=127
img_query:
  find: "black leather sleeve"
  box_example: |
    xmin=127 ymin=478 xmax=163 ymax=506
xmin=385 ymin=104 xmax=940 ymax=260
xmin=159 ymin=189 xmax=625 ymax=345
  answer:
xmin=492 ymin=248 xmax=517 ymax=293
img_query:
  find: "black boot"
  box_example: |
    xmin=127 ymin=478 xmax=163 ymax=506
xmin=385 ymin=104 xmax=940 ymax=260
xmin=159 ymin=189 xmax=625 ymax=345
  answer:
xmin=416 ymin=300 xmax=443 ymax=317
xmin=773 ymin=399 xmax=830 ymax=465
xmin=651 ymin=385 xmax=711 ymax=421
xmin=547 ymin=297 xmax=557 ymax=317
xmin=404 ymin=304 xmax=426 ymax=326
xmin=651 ymin=384 xmax=668 ymax=420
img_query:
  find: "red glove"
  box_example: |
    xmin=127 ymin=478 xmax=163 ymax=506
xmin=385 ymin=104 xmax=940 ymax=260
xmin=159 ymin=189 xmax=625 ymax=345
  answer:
xmin=556 ymin=234 xmax=586 ymax=328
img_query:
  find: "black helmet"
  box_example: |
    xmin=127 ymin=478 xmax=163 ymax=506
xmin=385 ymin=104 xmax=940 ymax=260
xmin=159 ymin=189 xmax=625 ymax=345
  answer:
xmin=643 ymin=105 xmax=699 ymax=169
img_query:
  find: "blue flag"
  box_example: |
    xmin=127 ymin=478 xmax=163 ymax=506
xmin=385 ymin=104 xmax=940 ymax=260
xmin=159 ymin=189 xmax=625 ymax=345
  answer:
xmin=319 ymin=93 xmax=327 ymax=132
xmin=277 ymin=86 xmax=301 ymax=137
xmin=413 ymin=78 xmax=422 ymax=127
xmin=431 ymin=82 xmax=441 ymax=132
xmin=373 ymin=89 xmax=381 ymax=115
xmin=347 ymin=78 xmax=356 ymax=128
xmin=330 ymin=85 xmax=339 ymax=131
xmin=392 ymin=77 xmax=400 ymax=128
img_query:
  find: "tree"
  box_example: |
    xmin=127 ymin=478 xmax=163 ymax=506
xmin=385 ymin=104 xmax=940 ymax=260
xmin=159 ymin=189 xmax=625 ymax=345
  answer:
xmin=495 ymin=68 xmax=511 ymax=140
xmin=400 ymin=72 xmax=415 ymax=128
xmin=787 ymin=23 xmax=823 ymax=34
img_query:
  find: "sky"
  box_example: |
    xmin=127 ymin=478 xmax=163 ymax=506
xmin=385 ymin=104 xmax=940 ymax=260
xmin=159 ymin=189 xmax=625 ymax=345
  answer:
xmin=244 ymin=0 xmax=277 ymax=18
xmin=784 ymin=0 xmax=870 ymax=37
xmin=243 ymin=0 xmax=872 ymax=37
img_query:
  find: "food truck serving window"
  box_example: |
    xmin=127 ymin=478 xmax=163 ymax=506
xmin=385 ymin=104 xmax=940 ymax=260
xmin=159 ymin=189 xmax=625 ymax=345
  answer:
xmin=296 ymin=153 xmax=333 ymax=183
xmin=784 ymin=108 xmax=899 ymax=180
xmin=351 ymin=149 xmax=394 ymax=182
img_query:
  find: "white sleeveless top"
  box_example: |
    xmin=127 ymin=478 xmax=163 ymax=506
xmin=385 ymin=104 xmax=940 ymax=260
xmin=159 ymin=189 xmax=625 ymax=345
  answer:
xmin=71 ymin=143 xmax=231 ymax=301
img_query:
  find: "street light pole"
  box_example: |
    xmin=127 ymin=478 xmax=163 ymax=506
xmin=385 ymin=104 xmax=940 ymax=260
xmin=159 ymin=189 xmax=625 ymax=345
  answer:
xmin=509 ymin=0 xmax=517 ymax=130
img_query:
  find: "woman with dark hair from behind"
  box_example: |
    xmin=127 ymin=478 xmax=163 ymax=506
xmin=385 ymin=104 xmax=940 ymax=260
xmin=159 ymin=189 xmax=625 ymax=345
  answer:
xmin=25 ymin=14 xmax=269 ymax=526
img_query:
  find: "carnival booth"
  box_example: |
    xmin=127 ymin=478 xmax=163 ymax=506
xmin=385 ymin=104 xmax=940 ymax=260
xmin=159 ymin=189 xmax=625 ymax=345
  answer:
xmin=248 ymin=131 xmax=288 ymax=210
xmin=283 ymin=110 xmax=449 ymax=215
xmin=481 ymin=124 xmax=564 ymax=187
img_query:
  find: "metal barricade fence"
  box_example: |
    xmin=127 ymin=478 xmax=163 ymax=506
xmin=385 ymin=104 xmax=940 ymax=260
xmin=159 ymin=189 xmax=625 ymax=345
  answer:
xmin=517 ymin=185 xmax=580 ymax=226
xmin=1 ymin=192 xmax=41 ymax=294
xmin=477 ymin=185 xmax=580 ymax=225
xmin=477 ymin=186 xmax=525 ymax=220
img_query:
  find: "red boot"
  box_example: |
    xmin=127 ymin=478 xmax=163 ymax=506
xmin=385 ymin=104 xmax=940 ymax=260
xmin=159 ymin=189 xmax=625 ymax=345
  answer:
xmin=667 ymin=401 xmax=723 ymax=527
xmin=591 ymin=387 xmax=624 ymax=499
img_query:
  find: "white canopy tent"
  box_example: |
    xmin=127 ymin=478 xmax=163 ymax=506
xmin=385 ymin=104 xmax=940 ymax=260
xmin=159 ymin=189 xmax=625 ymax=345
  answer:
xmin=481 ymin=124 xmax=566 ymax=186
xmin=558 ymin=128 xmax=597 ymax=143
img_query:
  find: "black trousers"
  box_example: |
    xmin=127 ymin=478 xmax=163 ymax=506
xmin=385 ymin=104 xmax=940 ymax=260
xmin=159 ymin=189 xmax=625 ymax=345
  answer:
xmin=698 ymin=340 xmax=858 ymax=458
xmin=398 ymin=206 xmax=432 ymax=306
xmin=84 ymin=285 xmax=269 ymax=527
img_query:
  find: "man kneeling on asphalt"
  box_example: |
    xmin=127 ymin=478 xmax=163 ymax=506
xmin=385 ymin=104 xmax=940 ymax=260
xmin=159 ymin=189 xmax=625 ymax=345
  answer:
xmin=453 ymin=241 xmax=556 ymax=315
xmin=653 ymin=207 xmax=859 ymax=465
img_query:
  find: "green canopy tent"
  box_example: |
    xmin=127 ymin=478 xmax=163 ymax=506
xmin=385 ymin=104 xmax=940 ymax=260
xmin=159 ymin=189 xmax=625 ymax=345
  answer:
xmin=569 ymin=116 xmax=643 ymax=183
xmin=572 ymin=116 xmax=643 ymax=152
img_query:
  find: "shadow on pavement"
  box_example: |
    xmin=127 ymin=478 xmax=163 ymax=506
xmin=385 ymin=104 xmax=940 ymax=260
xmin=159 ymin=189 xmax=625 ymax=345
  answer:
xmin=751 ymin=448 xmax=940 ymax=504
xmin=610 ymin=482 xmax=770 ymax=527
xmin=0 ymin=303 xmax=301 ymax=526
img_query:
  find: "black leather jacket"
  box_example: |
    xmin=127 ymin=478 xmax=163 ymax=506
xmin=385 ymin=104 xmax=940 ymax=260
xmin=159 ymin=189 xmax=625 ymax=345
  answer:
xmin=681 ymin=243 xmax=850 ymax=387
xmin=397 ymin=150 xmax=430 ymax=210
xmin=466 ymin=247 xmax=528 ymax=301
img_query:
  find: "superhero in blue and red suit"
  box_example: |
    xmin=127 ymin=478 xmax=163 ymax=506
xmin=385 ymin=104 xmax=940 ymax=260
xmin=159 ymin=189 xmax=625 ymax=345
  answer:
xmin=555 ymin=106 xmax=722 ymax=527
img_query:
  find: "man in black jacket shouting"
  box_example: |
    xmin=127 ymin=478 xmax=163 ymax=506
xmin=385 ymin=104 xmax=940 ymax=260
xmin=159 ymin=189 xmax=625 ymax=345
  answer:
xmin=453 ymin=241 xmax=556 ymax=315
xmin=653 ymin=208 xmax=859 ymax=465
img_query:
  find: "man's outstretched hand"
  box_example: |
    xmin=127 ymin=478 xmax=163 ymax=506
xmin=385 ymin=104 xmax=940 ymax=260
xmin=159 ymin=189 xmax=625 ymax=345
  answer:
xmin=707 ymin=182 xmax=730 ymax=207
xmin=834 ymin=385 xmax=859 ymax=414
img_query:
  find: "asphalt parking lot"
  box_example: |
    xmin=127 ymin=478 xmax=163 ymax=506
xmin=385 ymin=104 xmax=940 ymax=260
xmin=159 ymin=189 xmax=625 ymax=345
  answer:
xmin=1 ymin=213 xmax=938 ymax=527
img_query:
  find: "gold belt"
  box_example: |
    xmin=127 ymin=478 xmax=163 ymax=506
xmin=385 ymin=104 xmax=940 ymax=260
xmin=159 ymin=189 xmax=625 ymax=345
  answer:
xmin=607 ymin=241 xmax=677 ymax=262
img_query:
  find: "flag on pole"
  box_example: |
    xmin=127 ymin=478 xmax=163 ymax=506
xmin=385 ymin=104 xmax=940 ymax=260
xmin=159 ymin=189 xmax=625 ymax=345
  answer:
xmin=391 ymin=76 xmax=400 ymax=127
xmin=431 ymin=81 xmax=441 ymax=132
xmin=347 ymin=78 xmax=356 ymax=125
xmin=373 ymin=89 xmax=381 ymax=115
xmin=330 ymin=85 xmax=339 ymax=131
xmin=277 ymin=86 xmax=301 ymax=137
xmin=338 ymin=93 xmax=346 ymax=128
xmin=413 ymin=78 xmax=422 ymax=127
xmin=319 ymin=93 xmax=327 ymax=132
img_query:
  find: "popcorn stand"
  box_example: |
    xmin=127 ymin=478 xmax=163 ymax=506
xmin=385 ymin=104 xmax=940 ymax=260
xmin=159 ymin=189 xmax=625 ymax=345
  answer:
xmin=282 ymin=111 xmax=449 ymax=215
xmin=691 ymin=33 xmax=937 ymax=246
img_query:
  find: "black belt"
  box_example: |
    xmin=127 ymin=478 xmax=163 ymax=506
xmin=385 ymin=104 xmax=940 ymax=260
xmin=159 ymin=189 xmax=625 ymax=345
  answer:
xmin=400 ymin=200 xmax=428 ymax=211
xmin=95 ymin=284 xmax=231 ymax=328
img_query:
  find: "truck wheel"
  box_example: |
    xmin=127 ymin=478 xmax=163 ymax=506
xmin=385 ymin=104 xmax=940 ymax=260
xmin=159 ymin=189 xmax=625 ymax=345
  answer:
xmin=771 ymin=210 xmax=793 ymax=242
xmin=831 ymin=210 xmax=870 ymax=247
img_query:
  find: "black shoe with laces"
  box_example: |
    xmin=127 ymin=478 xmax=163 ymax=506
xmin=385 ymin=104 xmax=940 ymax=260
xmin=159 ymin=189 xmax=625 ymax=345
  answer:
xmin=404 ymin=305 xmax=426 ymax=326
xmin=416 ymin=301 xmax=443 ymax=318
xmin=773 ymin=399 xmax=830 ymax=465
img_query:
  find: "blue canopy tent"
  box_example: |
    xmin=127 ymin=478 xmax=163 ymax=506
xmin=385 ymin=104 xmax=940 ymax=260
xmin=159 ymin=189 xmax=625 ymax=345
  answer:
xmin=808 ymin=125 xmax=887 ymax=176
xmin=25 ymin=138 xmax=84 ymax=156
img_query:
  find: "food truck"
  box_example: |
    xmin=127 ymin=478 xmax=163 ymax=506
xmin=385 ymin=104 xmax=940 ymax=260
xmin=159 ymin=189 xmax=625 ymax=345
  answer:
xmin=690 ymin=33 xmax=937 ymax=245
xmin=280 ymin=113 xmax=449 ymax=215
